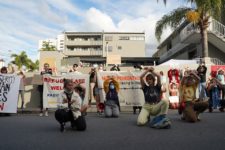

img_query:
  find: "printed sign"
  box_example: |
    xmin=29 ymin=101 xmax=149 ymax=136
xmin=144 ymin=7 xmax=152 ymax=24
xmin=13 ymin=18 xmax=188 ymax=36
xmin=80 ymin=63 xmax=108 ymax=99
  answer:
xmin=0 ymin=74 xmax=20 ymax=113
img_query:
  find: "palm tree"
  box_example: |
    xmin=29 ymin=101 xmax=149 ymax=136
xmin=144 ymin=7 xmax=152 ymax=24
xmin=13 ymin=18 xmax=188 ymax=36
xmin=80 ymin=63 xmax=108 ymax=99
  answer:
xmin=41 ymin=41 xmax=56 ymax=51
xmin=11 ymin=51 xmax=30 ymax=69
xmin=155 ymin=0 xmax=223 ymax=58
xmin=26 ymin=60 xmax=39 ymax=72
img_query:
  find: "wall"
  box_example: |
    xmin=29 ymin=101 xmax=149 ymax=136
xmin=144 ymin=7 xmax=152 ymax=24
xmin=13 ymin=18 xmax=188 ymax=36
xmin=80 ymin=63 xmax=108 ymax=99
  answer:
xmin=208 ymin=43 xmax=225 ymax=63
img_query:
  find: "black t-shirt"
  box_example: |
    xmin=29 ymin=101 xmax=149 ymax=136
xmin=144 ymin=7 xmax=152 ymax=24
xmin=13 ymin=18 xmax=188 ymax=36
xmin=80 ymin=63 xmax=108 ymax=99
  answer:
xmin=197 ymin=66 xmax=207 ymax=83
xmin=41 ymin=69 xmax=52 ymax=75
xmin=142 ymin=84 xmax=161 ymax=103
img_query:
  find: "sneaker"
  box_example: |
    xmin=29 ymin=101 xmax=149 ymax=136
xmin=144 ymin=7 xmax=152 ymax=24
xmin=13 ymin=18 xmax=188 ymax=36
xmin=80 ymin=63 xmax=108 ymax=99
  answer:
xmin=45 ymin=111 xmax=48 ymax=116
xmin=39 ymin=113 xmax=43 ymax=117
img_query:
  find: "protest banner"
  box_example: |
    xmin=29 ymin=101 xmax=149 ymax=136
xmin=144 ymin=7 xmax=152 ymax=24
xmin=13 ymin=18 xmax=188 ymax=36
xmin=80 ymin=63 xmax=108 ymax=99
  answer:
xmin=43 ymin=74 xmax=90 ymax=108
xmin=0 ymin=74 xmax=20 ymax=113
xmin=97 ymin=71 xmax=145 ymax=106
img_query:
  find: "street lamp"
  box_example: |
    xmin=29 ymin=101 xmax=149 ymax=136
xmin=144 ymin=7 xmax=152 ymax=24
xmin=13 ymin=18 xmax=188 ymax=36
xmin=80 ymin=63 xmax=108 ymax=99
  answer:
xmin=106 ymin=42 xmax=108 ymax=68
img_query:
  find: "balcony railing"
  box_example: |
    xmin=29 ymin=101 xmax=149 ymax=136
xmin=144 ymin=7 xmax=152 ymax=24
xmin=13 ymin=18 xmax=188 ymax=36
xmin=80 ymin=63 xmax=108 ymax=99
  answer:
xmin=209 ymin=19 xmax=225 ymax=38
xmin=65 ymin=49 xmax=103 ymax=56
xmin=65 ymin=40 xmax=102 ymax=46
xmin=180 ymin=19 xmax=225 ymax=42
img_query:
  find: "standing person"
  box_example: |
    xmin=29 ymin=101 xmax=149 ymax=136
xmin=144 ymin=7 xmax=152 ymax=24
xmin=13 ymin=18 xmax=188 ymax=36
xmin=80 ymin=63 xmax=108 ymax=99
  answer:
xmin=197 ymin=63 xmax=207 ymax=100
xmin=18 ymin=71 xmax=25 ymax=111
xmin=168 ymin=81 xmax=179 ymax=109
xmin=56 ymin=79 xmax=86 ymax=132
xmin=160 ymin=71 xmax=167 ymax=85
xmin=217 ymin=68 xmax=225 ymax=100
xmin=137 ymin=67 xmax=170 ymax=129
xmin=110 ymin=64 xmax=120 ymax=71
xmin=74 ymin=85 xmax=89 ymax=116
xmin=69 ymin=63 xmax=82 ymax=74
xmin=207 ymin=78 xmax=225 ymax=112
xmin=133 ymin=65 xmax=143 ymax=114
xmin=0 ymin=66 xmax=15 ymax=116
xmin=89 ymin=67 xmax=101 ymax=114
xmin=103 ymin=78 xmax=120 ymax=118
xmin=179 ymin=71 xmax=208 ymax=122
xmin=38 ymin=63 xmax=52 ymax=116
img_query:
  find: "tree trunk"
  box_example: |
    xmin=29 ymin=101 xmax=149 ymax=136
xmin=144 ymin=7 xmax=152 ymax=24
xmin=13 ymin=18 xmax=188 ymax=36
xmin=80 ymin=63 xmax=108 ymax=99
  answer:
xmin=202 ymin=28 xmax=208 ymax=57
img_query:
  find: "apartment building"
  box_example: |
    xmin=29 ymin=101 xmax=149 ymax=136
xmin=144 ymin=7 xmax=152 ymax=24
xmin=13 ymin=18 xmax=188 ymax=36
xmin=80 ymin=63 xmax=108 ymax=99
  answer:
xmin=63 ymin=32 xmax=145 ymax=57
xmin=153 ymin=18 xmax=225 ymax=65
xmin=39 ymin=32 xmax=159 ymax=71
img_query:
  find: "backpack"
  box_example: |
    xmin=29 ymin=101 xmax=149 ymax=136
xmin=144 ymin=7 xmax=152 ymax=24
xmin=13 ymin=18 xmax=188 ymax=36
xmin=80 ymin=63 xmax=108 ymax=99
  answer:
xmin=150 ymin=115 xmax=171 ymax=129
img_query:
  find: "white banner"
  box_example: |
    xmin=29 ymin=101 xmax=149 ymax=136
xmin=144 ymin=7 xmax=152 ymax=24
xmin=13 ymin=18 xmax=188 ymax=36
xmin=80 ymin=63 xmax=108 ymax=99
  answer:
xmin=0 ymin=74 xmax=20 ymax=113
xmin=43 ymin=74 xmax=90 ymax=108
xmin=97 ymin=71 xmax=145 ymax=106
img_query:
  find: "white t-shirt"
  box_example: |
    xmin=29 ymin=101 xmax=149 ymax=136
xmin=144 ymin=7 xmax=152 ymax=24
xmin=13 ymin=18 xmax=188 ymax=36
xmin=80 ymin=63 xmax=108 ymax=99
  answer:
xmin=57 ymin=91 xmax=82 ymax=118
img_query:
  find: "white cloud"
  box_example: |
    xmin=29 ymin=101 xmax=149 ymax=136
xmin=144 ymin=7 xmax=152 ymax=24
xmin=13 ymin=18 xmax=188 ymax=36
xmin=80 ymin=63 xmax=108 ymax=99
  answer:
xmin=0 ymin=0 xmax=190 ymax=63
xmin=84 ymin=7 xmax=117 ymax=31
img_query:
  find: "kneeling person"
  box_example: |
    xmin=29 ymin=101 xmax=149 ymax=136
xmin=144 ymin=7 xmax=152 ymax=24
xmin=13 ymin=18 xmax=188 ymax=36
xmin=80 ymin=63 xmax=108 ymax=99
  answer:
xmin=56 ymin=79 xmax=86 ymax=132
xmin=137 ymin=67 xmax=170 ymax=129
xmin=179 ymin=71 xmax=209 ymax=122
xmin=104 ymin=78 xmax=120 ymax=118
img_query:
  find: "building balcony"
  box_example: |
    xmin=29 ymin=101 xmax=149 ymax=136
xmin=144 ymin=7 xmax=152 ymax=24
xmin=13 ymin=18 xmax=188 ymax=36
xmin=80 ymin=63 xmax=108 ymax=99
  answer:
xmin=65 ymin=40 xmax=102 ymax=46
xmin=64 ymin=49 xmax=103 ymax=56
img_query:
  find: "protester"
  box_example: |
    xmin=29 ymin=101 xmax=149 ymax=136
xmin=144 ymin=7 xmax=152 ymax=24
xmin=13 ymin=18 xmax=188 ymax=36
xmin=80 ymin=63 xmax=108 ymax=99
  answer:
xmin=110 ymin=64 xmax=120 ymax=71
xmin=216 ymin=68 xmax=225 ymax=100
xmin=179 ymin=71 xmax=208 ymax=122
xmin=197 ymin=63 xmax=207 ymax=100
xmin=133 ymin=65 xmax=143 ymax=114
xmin=168 ymin=68 xmax=180 ymax=84
xmin=89 ymin=66 xmax=102 ymax=114
xmin=207 ymin=78 xmax=225 ymax=112
xmin=168 ymin=81 xmax=179 ymax=109
xmin=18 ymin=71 xmax=25 ymax=111
xmin=55 ymin=79 xmax=86 ymax=132
xmin=103 ymin=78 xmax=120 ymax=118
xmin=74 ymin=85 xmax=89 ymax=116
xmin=0 ymin=66 xmax=15 ymax=116
xmin=137 ymin=67 xmax=171 ymax=129
xmin=0 ymin=66 xmax=8 ymax=74
xmin=38 ymin=63 xmax=52 ymax=116
xmin=69 ymin=63 xmax=82 ymax=74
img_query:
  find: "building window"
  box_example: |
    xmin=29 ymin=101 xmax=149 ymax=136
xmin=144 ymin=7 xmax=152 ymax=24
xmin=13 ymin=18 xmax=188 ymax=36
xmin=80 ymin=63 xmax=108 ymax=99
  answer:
xmin=119 ymin=36 xmax=129 ymax=40
xmin=105 ymin=36 xmax=113 ymax=41
xmin=130 ymin=36 xmax=145 ymax=41
xmin=118 ymin=46 xmax=122 ymax=50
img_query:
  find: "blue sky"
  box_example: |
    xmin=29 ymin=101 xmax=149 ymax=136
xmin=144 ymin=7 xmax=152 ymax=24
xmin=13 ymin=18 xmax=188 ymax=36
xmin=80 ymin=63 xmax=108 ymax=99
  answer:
xmin=0 ymin=0 xmax=191 ymax=62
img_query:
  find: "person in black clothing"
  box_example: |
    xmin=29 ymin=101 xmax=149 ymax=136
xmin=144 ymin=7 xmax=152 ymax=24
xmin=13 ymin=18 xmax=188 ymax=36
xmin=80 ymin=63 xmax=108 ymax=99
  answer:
xmin=38 ymin=63 xmax=52 ymax=116
xmin=197 ymin=63 xmax=207 ymax=100
xmin=137 ymin=67 xmax=170 ymax=128
xmin=110 ymin=64 xmax=120 ymax=71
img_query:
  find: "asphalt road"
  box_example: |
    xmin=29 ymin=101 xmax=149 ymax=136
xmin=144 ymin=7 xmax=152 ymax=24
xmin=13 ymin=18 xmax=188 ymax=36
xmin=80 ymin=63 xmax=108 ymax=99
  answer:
xmin=0 ymin=110 xmax=225 ymax=150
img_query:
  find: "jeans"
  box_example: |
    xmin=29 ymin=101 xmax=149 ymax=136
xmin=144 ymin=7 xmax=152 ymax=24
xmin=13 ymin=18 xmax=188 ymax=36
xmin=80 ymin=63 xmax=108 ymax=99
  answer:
xmin=199 ymin=82 xmax=207 ymax=100
xmin=137 ymin=99 xmax=169 ymax=126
